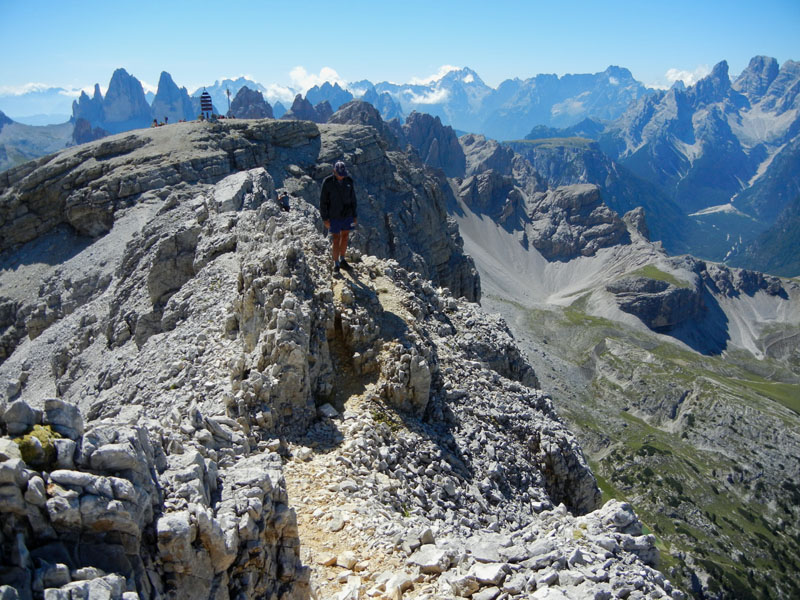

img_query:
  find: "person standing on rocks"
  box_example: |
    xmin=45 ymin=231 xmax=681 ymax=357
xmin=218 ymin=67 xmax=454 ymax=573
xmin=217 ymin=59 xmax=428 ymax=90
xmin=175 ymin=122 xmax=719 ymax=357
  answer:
xmin=277 ymin=190 xmax=291 ymax=212
xmin=320 ymin=160 xmax=357 ymax=273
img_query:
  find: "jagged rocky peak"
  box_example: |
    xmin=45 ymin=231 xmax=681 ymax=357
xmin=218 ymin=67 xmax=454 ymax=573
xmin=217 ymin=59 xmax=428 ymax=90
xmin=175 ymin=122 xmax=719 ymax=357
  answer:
xmin=305 ymin=81 xmax=353 ymax=112
xmin=759 ymin=59 xmax=800 ymax=113
xmin=150 ymin=70 xmax=195 ymax=123
xmin=230 ymin=86 xmax=274 ymax=119
xmin=328 ymin=99 xmax=399 ymax=147
xmin=403 ymin=111 xmax=466 ymax=177
xmin=732 ymin=55 xmax=780 ymax=101
xmin=688 ymin=60 xmax=732 ymax=105
xmin=603 ymin=64 xmax=637 ymax=82
xmin=280 ymin=93 xmax=328 ymax=123
xmin=314 ymin=99 xmax=333 ymax=122
xmin=101 ymin=68 xmax=152 ymax=132
xmin=361 ymin=87 xmax=404 ymax=121
xmin=72 ymin=83 xmax=105 ymax=125
xmin=439 ymin=65 xmax=486 ymax=86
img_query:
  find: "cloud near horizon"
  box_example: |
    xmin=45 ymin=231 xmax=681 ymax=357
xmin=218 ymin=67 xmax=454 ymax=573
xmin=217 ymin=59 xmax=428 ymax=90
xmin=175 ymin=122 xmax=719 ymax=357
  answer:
xmin=406 ymin=88 xmax=450 ymax=105
xmin=289 ymin=66 xmax=347 ymax=94
xmin=408 ymin=65 xmax=460 ymax=86
xmin=664 ymin=65 xmax=711 ymax=87
xmin=0 ymin=82 xmax=81 ymax=96
xmin=265 ymin=84 xmax=297 ymax=105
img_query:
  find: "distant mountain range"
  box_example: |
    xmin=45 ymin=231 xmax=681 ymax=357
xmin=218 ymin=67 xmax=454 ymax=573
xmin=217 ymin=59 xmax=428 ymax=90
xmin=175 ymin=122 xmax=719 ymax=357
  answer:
xmin=0 ymin=85 xmax=76 ymax=124
xmin=1 ymin=64 xmax=649 ymax=138
xmin=362 ymin=65 xmax=648 ymax=140
xmin=2 ymin=57 xmax=798 ymax=276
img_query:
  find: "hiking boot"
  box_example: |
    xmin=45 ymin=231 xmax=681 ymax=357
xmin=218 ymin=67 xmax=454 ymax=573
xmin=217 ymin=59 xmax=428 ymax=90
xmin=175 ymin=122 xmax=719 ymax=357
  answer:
xmin=333 ymin=262 xmax=340 ymax=274
xmin=339 ymin=258 xmax=352 ymax=270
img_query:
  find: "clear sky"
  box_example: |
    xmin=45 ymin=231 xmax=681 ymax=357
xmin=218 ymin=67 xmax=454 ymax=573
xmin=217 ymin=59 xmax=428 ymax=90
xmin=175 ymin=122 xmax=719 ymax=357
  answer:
xmin=1 ymin=0 xmax=798 ymax=98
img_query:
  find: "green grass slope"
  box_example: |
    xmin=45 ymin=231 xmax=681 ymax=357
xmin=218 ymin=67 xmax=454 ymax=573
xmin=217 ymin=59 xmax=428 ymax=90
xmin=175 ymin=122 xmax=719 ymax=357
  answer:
xmin=488 ymin=294 xmax=800 ymax=599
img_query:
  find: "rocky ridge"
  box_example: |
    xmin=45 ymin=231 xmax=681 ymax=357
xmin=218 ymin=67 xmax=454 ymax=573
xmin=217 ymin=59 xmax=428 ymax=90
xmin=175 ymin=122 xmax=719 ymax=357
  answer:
xmin=0 ymin=120 xmax=680 ymax=598
xmin=73 ymin=69 xmax=200 ymax=139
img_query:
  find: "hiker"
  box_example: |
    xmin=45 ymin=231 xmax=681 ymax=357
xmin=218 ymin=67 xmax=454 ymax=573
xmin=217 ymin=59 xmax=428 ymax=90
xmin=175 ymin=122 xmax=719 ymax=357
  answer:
xmin=278 ymin=190 xmax=290 ymax=212
xmin=320 ymin=160 xmax=357 ymax=273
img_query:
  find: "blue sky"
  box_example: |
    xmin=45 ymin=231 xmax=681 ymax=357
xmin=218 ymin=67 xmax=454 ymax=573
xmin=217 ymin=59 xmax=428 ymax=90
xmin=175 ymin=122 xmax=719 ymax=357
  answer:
xmin=1 ymin=0 xmax=798 ymax=100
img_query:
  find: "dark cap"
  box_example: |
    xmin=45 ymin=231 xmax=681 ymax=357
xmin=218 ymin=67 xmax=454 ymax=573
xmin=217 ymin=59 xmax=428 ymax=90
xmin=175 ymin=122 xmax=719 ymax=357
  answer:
xmin=334 ymin=161 xmax=348 ymax=177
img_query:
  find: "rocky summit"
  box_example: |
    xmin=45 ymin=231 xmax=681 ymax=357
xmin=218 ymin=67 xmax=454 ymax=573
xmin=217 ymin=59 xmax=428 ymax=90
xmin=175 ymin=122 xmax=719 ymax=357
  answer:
xmin=0 ymin=120 xmax=681 ymax=599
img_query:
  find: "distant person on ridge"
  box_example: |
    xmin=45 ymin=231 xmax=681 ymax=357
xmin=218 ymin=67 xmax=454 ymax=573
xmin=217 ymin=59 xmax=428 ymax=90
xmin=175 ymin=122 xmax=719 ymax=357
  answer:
xmin=320 ymin=160 xmax=357 ymax=273
xmin=277 ymin=190 xmax=291 ymax=212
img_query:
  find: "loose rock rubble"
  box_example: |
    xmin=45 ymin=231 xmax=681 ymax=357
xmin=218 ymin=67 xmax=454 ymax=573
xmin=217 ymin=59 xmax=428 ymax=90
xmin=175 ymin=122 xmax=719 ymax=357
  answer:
xmin=0 ymin=396 xmax=306 ymax=600
xmin=1 ymin=121 xmax=682 ymax=599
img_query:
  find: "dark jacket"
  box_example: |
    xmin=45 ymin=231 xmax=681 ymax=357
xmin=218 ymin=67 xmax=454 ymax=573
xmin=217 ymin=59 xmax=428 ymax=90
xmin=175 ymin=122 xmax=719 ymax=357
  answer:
xmin=320 ymin=174 xmax=357 ymax=221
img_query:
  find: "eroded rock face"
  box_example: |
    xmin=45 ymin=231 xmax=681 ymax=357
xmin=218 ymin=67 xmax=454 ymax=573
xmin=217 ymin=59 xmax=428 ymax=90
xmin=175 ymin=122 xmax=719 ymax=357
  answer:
xmin=606 ymin=276 xmax=704 ymax=330
xmin=460 ymin=133 xmax=516 ymax=177
xmin=0 ymin=401 xmax=306 ymax=600
xmin=458 ymin=170 xmax=527 ymax=229
xmin=403 ymin=111 xmax=466 ymax=178
xmin=605 ymin=255 xmax=788 ymax=334
xmin=527 ymin=184 xmax=629 ymax=260
xmin=72 ymin=118 xmax=109 ymax=145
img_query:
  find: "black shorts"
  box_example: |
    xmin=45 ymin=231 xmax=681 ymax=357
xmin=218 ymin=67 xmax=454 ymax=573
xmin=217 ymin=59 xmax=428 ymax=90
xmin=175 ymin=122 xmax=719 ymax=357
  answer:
xmin=329 ymin=217 xmax=354 ymax=233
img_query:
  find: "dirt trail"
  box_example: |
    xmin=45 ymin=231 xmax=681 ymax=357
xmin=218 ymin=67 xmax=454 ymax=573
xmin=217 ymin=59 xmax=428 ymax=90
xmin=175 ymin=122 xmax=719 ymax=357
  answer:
xmin=282 ymin=269 xmax=422 ymax=599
